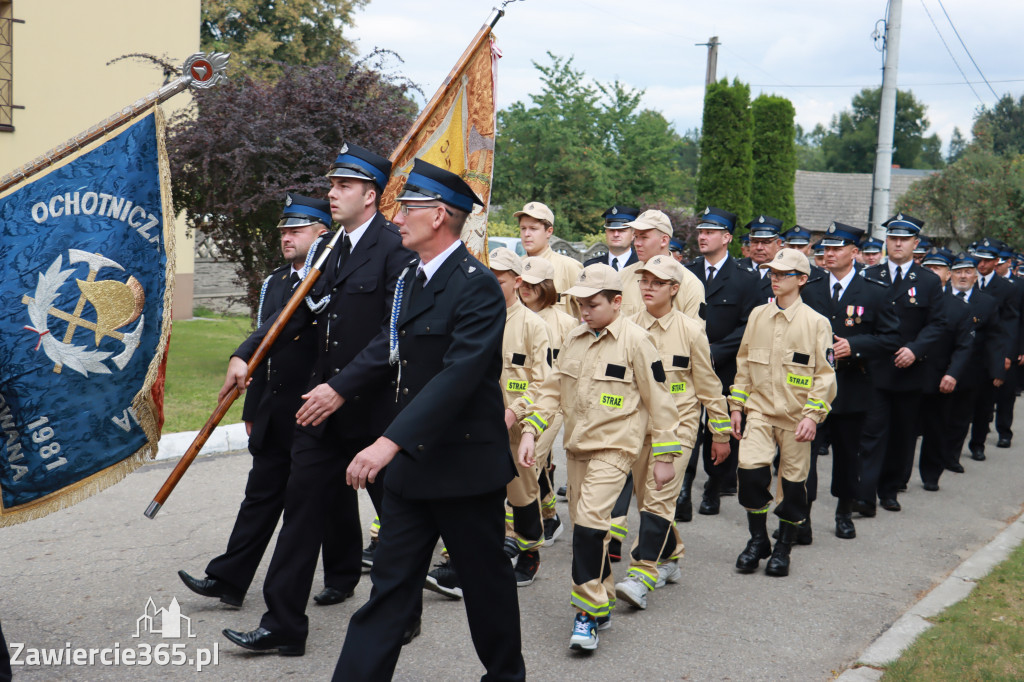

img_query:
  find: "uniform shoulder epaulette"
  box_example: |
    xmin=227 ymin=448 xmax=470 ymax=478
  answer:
xmin=459 ymin=256 xmax=486 ymax=277
xmin=862 ymin=274 xmax=888 ymax=287
xmin=270 ymin=263 xmax=291 ymax=277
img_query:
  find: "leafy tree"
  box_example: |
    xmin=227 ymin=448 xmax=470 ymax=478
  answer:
xmin=696 ymin=78 xmax=753 ymax=226
xmin=492 ymin=54 xmax=695 ymax=240
xmin=795 ymin=123 xmax=827 ymax=171
xmin=166 ymin=57 xmax=416 ymax=317
xmin=751 ymin=94 xmax=797 ymax=226
xmin=201 ymin=0 xmax=367 ymax=80
xmin=819 ymin=88 xmax=944 ymax=172
xmin=898 ymin=148 xmax=1024 ymax=248
xmin=972 ymin=94 xmax=1024 ymax=158
xmin=947 ymin=126 xmax=968 ymax=164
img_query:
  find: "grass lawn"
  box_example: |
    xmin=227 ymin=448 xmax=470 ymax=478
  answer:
xmin=882 ymin=540 xmax=1024 ymax=681
xmin=162 ymin=308 xmax=253 ymax=433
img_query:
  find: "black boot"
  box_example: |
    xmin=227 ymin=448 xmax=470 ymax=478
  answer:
xmin=773 ymin=509 xmax=813 ymax=545
xmin=765 ymin=522 xmax=797 ymax=577
xmin=835 ymin=499 xmax=856 ymax=539
xmin=735 ymin=512 xmax=771 ymax=573
xmin=675 ymin=472 xmax=695 ymax=522
xmin=698 ymin=477 xmax=721 ymax=516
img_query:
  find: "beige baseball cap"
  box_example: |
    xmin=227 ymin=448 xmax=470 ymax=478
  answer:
xmin=564 ymin=263 xmax=623 ymax=298
xmin=520 ymin=256 xmax=555 ymax=284
xmin=760 ymin=248 xmax=811 ymax=276
xmin=513 ymin=201 xmax=555 ymax=225
xmin=637 ymin=254 xmax=686 ymax=283
xmin=488 ymin=247 xmax=523 ymax=275
xmin=625 ymin=209 xmax=673 ymax=236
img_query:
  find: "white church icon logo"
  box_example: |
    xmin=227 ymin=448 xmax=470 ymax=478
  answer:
xmin=134 ymin=597 xmax=196 ymax=639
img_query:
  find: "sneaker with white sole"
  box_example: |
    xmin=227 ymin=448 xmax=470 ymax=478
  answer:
xmin=569 ymin=612 xmax=599 ymax=650
xmin=513 ymin=550 xmax=540 ymax=587
xmin=543 ymin=515 xmax=564 ymax=546
xmin=615 ymin=576 xmax=649 ymax=610
xmin=424 ymin=559 xmax=463 ymax=600
xmin=655 ymin=560 xmax=682 ymax=588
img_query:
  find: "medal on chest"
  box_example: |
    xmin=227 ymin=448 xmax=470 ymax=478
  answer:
xmin=845 ymin=305 xmax=855 ymax=326
xmin=907 ymin=287 xmax=917 ymax=304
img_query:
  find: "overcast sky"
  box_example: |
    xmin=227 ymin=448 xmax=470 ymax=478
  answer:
xmin=351 ymin=0 xmax=1024 ymax=153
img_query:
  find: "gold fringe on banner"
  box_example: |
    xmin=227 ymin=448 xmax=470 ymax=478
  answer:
xmin=0 ymin=107 xmax=176 ymax=527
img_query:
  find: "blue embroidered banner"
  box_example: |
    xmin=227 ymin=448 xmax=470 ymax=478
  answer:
xmin=0 ymin=111 xmax=173 ymax=525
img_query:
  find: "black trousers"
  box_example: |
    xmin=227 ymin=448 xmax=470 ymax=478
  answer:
xmin=204 ymin=419 xmax=354 ymax=595
xmin=334 ymin=487 xmax=525 ymax=682
xmin=947 ymin=387 xmax=979 ymax=466
xmin=0 ymin=619 xmax=10 ymax=682
xmin=257 ymin=428 xmax=366 ymax=640
xmin=808 ymin=412 xmax=865 ymax=505
xmin=918 ymin=392 xmax=956 ymax=486
xmin=970 ymin=381 xmax=997 ymax=450
xmin=995 ymin=378 xmax=1017 ymax=441
xmin=858 ymin=388 xmax=922 ymax=501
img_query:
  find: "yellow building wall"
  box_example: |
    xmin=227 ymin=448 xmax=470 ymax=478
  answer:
xmin=1 ymin=0 xmax=200 ymax=319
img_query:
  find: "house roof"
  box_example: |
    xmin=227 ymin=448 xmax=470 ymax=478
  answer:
xmin=794 ymin=168 xmax=938 ymax=234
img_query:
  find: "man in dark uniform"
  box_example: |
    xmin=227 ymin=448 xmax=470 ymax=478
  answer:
xmin=857 ymin=213 xmax=946 ymax=514
xmin=859 ymin=238 xmax=885 ymax=267
xmin=219 ymin=144 xmax=414 ymax=656
xmin=737 ymin=215 xmax=784 ymax=301
xmin=968 ymin=238 xmax=1018 ymax=460
xmin=944 ymin=254 xmax=1005 ymax=472
xmin=993 ymin=246 xmax=1022 ymax=448
xmin=802 ymin=222 xmax=899 ymax=538
xmin=917 ymin=248 xmax=976 ymax=490
xmin=584 ymin=205 xmax=640 ymax=270
xmin=678 ymin=207 xmax=759 ymax=519
xmin=783 ymin=225 xmax=813 ymax=255
xmin=178 ymin=194 xmax=347 ymax=607
xmin=334 ymin=159 xmax=525 ymax=681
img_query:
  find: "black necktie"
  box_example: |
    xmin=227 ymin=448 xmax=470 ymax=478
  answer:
xmin=288 ymin=272 xmax=300 ymax=289
xmin=980 ymin=277 xmax=987 ymax=291
xmin=611 ymin=257 xmax=619 ymax=271
xmin=956 ymin=291 xmax=967 ymax=301
xmin=408 ymin=268 xmax=427 ymax=306
xmin=707 ymin=265 xmax=716 ymax=282
xmin=893 ymin=266 xmax=903 ymax=287
xmin=832 ymin=282 xmax=842 ymax=302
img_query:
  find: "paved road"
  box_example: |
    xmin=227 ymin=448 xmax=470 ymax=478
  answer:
xmin=3 ymin=420 xmax=1024 ymax=681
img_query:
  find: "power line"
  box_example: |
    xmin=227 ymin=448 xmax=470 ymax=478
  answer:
xmin=918 ymin=0 xmax=984 ymax=105
xmin=749 ymin=78 xmax=1024 ymax=89
xmin=935 ymin=0 xmax=1000 ymax=100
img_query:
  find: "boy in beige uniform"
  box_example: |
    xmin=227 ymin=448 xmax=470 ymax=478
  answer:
xmin=728 ymin=249 xmax=837 ymax=577
xmin=616 ymin=256 xmax=733 ymax=610
xmin=519 ymin=264 xmax=682 ymax=651
xmin=515 ymin=201 xmax=583 ymax=316
xmin=617 ymin=210 xmax=705 ymax=320
xmin=519 ymin=256 xmax=577 ymax=543
xmin=490 ymin=248 xmax=553 ymax=587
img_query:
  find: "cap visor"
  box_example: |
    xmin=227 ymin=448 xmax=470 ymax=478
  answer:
xmin=564 ymin=285 xmax=606 ymax=298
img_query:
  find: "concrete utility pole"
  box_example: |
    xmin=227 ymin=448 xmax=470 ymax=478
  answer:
xmin=870 ymin=0 xmax=902 ymax=240
xmin=697 ymin=36 xmax=720 ymax=90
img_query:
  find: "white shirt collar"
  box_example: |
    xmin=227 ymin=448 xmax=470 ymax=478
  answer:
xmin=706 ymin=253 xmax=728 ymax=276
xmin=829 ymin=267 xmax=857 ymax=297
xmin=955 ymin=286 xmax=973 ymax=301
xmin=979 ymin=271 xmax=994 ymax=287
xmin=417 ymin=238 xmax=463 ymax=284
xmin=888 ymin=260 xmax=909 ymax=281
xmin=344 ymin=213 xmax=376 ymax=250
xmin=609 ymin=249 xmax=633 ymax=268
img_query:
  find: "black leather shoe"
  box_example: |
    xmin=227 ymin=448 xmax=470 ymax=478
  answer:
xmin=880 ymin=498 xmax=901 ymax=512
xmin=835 ymin=514 xmax=856 ymax=539
xmin=557 ymin=485 xmax=567 ymax=498
xmin=313 ymin=587 xmax=354 ymax=606
xmin=969 ymin=445 xmax=986 ymax=461
xmin=720 ymin=485 xmax=738 ymax=496
xmin=178 ymin=570 xmax=243 ymax=607
xmin=698 ymin=492 xmax=720 ymax=515
xmin=922 ymin=481 xmax=939 ymax=492
xmin=851 ymin=500 xmax=876 ymax=518
xmin=402 ymin=618 xmax=422 ymax=645
xmin=946 ymin=463 xmax=965 ymax=474
xmin=997 ymin=437 xmax=1012 ymax=448
xmin=222 ymin=627 xmax=304 ymax=656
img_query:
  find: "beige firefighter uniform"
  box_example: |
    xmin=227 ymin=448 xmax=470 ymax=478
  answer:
xmin=728 ymin=297 xmax=837 ymax=524
xmin=533 ymin=304 xmax=578 ymax=520
xmin=623 ymin=308 xmax=731 ymax=590
xmin=500 ymin=300 xmax=553 ymax=552
xmin=618 ymin=259 xmax=706 ymax=320
xmin=533 ymin=245 xmax=584 ymax=316
xmin=523 ymin=313 xmax=682 ymax=618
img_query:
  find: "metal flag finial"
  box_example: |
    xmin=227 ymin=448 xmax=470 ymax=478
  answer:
xmin=183 ymin=53 xmax=230 ymax=90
